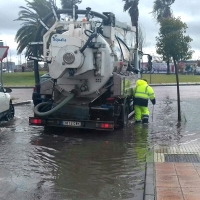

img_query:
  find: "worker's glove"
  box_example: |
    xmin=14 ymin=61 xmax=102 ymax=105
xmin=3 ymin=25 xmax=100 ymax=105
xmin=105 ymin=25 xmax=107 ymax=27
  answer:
xmin=151 ymin=99 xmax=156 ymax=105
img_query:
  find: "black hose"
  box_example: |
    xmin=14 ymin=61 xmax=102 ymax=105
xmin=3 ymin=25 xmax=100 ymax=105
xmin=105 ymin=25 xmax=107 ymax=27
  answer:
xmin=80 ymin=33 xmax=97 ymax=53
xmin=84 ymin=29 xmax=93 ymax=37
xmin=34 ymin=93 xmax=75 ymax=117
xmin=84 ymin=27 xmax=109 ymax=39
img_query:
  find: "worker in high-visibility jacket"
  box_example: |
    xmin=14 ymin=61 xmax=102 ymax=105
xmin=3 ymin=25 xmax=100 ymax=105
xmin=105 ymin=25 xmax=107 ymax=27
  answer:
xmin=133 ymin=79 xmax=156 ymax=123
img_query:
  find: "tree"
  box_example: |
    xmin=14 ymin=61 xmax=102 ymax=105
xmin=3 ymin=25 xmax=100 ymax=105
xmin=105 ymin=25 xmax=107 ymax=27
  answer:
xmin=61 ymin=0 xmax=73 ymax=9
xmin=156 ymin=17 xmax=194 ymax=121
xmin=152 ymin=0 xmax=175 ymax=74
xmin=122 ymin=0 xmax=139 ymax=48
xmin=152 ymin=0 xmax=175 ymax=22
xmin=15 ymin=0 xmax=54 ymax=56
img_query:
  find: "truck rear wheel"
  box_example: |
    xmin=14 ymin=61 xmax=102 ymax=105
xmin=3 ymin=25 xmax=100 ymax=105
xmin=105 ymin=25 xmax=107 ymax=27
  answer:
xmin=118 ymin=104 xmax=129 ymax=129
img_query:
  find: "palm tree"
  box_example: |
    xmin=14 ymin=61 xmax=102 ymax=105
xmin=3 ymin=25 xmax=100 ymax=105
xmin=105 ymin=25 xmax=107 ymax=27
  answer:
xmin=152 ymin=0 xmax=175 ymax=73
xmin=122 ymin=0 xmax=139 ymax=48
xmin=15 ymin=0 xmax=53 ymax=56
xmin=61 ymin=0 xmax=73 ymax=9
xmin=61 ymin=0 xmax=81 ymax=20
xmin=152 ymin=0 xmax=175 ymax=22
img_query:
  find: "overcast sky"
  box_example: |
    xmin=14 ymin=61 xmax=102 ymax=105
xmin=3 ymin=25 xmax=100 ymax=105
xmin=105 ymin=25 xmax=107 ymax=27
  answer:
xmin=0 ymin=0 xmax=200 ymax=63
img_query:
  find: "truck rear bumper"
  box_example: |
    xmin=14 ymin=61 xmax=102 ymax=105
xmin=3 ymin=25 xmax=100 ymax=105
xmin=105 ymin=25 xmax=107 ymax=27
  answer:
xmin=29 ymin=117 xmax=115 ymax=131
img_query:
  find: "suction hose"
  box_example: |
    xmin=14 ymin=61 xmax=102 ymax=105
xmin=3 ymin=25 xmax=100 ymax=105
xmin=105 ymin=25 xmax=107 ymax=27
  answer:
xmin=34 ymin=93 xmax=75 ymax=117
xmin=80 ymin=32 xmax=97 ymax=53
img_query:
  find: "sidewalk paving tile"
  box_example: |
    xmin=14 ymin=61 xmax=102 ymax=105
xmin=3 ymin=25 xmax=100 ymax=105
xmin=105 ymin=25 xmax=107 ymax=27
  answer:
xmin=150 ymin=142 xmax=200 ymax=200
xmin=155 ymin=162 xmax=200 ymax=200
xmin=156 ymin=174 xmax=180 ymax=188
xmin=156 ymin=187 xmax=184 ymax=200
xmin=182 ymin=188 xmax=200 ymax=200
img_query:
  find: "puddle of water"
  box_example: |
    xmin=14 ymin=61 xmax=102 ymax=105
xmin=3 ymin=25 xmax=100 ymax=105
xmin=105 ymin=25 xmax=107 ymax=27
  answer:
xmin=2 ymin=86 xmax=200 ymax=199
xmin=0 ymin=104 xmax=149 ymax=200
xmin=28 ymin=125 xmax=148 ymax=200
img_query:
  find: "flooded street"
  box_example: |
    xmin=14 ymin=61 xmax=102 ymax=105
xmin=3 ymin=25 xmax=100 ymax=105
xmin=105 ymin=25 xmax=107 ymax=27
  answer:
xmin=1 ymin=86 xmax=200 ymax=200
xmin=0 ymin=104 xmax=146 ymax=200
xmin=150 ymin=85 xmax=200 ymax=146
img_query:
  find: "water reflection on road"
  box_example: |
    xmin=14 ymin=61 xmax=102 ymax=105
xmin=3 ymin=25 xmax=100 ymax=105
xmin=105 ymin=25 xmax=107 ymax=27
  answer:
xmin=29 ymin=125 xmax=148 ymax=200
xmin=1 ymin=86 xmax=200 ymax=199
xmin=0 ymin=105 xmax=148 ymax=200
xmin=149 ymin=85 xmax=200 ymax=146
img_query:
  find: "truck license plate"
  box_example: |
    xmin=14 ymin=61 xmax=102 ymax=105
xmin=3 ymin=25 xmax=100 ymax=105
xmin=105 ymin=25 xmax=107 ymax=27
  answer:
xmin=63 ymin=121 xmax=81 ymax=127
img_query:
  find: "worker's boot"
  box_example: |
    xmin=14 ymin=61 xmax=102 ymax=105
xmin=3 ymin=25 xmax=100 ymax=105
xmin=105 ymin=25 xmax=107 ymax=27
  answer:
xmin=142 ymin=115 xmax=149 ymax=124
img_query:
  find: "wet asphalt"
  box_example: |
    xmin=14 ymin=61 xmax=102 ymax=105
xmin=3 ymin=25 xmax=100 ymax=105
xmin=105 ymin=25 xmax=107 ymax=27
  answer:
xmin=0 ymin=86 xmax=200 ymax=200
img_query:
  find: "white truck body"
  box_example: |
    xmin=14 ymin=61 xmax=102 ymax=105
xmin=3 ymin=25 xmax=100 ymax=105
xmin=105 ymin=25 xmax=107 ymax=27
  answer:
xmin=29 ymin=6 xmax=142 ymax=130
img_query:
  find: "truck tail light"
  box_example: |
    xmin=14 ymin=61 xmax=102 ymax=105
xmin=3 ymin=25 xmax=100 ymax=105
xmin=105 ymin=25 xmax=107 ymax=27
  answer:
xmin=107 ymin=97 xmax=114 ymax=101
xmin=33 ymin=87 xmax=37 ymax=92
xmin=96 ymin=123 xmax=114 ymax=129
xmin=29 ymin=118 xmax=44 ymax=125
xmin=106 ymin=97 xmax=115 ymax=104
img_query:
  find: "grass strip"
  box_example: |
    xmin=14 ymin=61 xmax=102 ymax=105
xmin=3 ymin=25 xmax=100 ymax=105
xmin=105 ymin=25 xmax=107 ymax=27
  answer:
xmin=2 ymin=72 xmax=200 ymax=87
xmin=2 ymin=71 xmax=47 ymax=87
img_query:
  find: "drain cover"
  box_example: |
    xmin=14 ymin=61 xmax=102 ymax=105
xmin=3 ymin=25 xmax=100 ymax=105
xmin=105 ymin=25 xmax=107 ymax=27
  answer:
xmin=164 ymin=154 xmax=200 ymax=163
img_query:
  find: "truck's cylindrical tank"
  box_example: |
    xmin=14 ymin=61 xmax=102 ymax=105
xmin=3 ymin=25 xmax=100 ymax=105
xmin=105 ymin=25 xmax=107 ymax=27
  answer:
xmin=48 ymin=26 xmax=115 ymax=96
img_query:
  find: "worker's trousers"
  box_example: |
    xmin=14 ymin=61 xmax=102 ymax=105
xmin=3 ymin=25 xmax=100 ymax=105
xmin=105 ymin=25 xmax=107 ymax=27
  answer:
xmin=134 ymin=105 xmax=149 ymax=122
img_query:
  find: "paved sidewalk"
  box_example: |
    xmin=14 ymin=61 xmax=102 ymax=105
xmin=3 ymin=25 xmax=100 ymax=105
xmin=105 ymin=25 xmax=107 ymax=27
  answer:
xmin=12 ymin=99 xmax=32 ymax=106
xmin=144 ymin=142 xmax=200 ymax=200
xmin=9 ymin=83 xmax=200 ymax=105
xmin=155 ymin=162 xmax=200 ymax=200
xmin=150 ymin=82 xmax=200 ymax=86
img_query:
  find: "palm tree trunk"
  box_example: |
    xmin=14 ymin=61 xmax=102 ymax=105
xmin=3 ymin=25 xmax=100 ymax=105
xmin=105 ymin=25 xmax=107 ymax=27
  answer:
xmin=136 ymin=22 xmax=138 ymax=48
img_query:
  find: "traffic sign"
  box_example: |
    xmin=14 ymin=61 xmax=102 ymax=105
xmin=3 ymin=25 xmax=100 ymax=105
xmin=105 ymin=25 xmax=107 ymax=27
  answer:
xmin=0 ymin=46 xmax=9 ymax=61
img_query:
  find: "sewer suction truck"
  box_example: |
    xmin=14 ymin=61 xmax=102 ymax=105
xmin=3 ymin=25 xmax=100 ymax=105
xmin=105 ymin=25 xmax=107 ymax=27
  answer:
xmin=29 ymin=2 xmax=143 ymax=131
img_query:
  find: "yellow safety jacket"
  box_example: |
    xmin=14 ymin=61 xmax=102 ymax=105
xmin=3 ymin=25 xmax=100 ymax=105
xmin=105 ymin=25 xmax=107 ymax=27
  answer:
xmin=133 ymin=79 xmax=156 ymax=107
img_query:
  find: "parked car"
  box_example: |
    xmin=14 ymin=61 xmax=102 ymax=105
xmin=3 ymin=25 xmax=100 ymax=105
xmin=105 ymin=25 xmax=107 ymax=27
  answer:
xmin=0 ymin=83 xmax=15 ymax=123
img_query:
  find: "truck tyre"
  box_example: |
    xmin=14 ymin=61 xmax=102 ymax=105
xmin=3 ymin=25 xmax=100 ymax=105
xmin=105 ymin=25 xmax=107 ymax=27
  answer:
xmin=119 ymin=104 xmax=129 ymax=129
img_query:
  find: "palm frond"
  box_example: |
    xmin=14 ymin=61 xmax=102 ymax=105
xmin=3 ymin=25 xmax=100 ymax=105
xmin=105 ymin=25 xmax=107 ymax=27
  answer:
xmin=15 ymin=0 xmax=53 ymax=55
xmin=61 ymin=0 xmax=73 ymax=9
xmin=122 ymin=0 xmax=139 ymax=26
xmin=152 ymin=0 xmax=174 ymax=22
